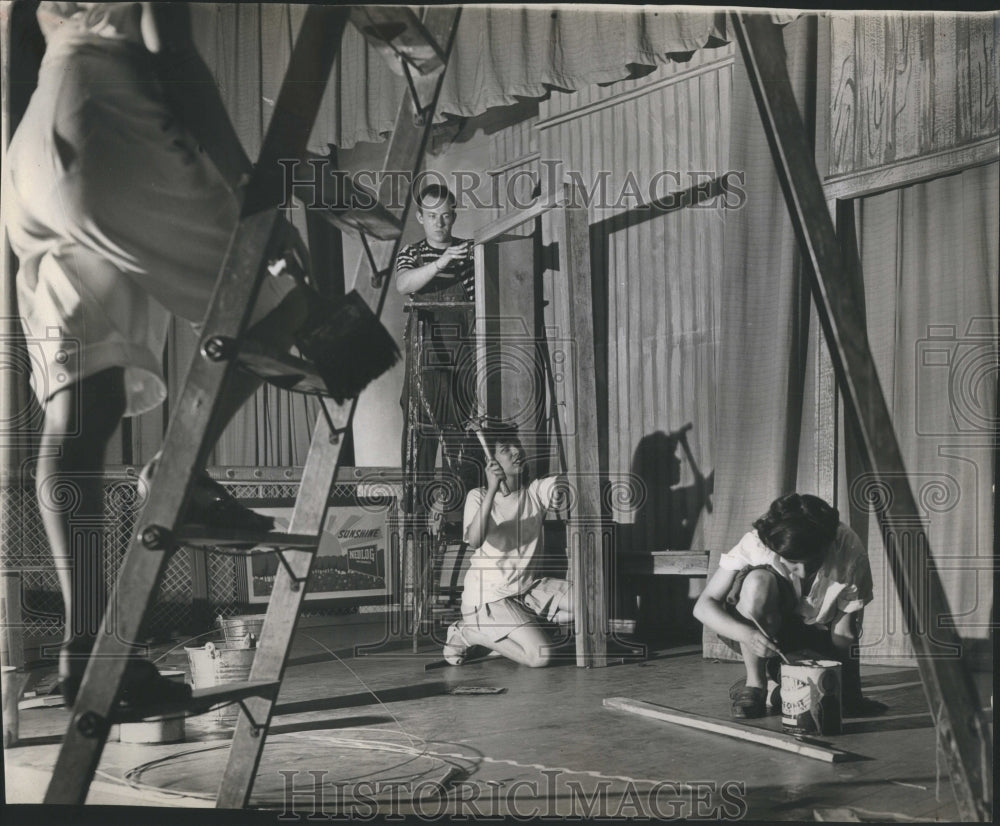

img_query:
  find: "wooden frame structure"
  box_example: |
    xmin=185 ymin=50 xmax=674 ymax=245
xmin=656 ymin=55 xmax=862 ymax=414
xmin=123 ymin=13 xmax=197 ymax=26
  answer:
xmin=471 ymin=181 xmax=607 ymax=667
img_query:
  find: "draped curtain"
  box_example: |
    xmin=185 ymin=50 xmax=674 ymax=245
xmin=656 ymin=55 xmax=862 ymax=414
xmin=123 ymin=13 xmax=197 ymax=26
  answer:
xmin=851 ymin=162 xmax=998 ymax=660
xmin=189 ymin=5 xmax=725 ymax=152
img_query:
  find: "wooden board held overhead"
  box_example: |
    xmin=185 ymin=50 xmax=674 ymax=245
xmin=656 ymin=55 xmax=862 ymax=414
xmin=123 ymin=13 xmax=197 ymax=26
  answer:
xmin=603 ymin=697 xmax=855 ymax=763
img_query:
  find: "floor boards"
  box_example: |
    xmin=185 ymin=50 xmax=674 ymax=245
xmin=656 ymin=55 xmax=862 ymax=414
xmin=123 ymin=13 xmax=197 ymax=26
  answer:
xmin=2 ymin=618 xmax=990 ymax=821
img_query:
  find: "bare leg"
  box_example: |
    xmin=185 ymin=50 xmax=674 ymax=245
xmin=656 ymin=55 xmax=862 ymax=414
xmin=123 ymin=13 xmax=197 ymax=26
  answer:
xmin=733 ymin=570 xmax=783 ymax=689
xmin=461 ymin=621 xmax=555 ymax=668
xmin=36 ymin=369 xmax=126 ymax=681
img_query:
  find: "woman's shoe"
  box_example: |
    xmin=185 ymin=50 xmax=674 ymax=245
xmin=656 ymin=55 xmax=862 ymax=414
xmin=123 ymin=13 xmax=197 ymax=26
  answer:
xmin=140 ymin=455 xmax=275 ymax=534
xmin=731 ymin=685 xmax=767 ymax=719
xmin=187 ymin=472 xmax=275 ymax=533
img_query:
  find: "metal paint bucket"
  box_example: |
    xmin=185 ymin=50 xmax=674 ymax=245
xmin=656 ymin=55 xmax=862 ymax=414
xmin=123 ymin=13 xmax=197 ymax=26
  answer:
xmin=216 ymin=614 xmax=265 ymax=648
xmin=781 ymin=659 xmax=842 ymax=735
xmin=186 ymin=641 xmax=256 ymax=727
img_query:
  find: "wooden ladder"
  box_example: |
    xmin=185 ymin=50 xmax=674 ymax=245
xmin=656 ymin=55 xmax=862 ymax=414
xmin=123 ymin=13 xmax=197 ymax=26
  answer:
xmin=44 ymin=5 xmax=462 ymax=808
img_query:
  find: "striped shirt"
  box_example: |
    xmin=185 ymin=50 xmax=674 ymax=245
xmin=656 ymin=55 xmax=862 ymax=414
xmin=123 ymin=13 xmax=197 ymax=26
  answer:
xmin=395 ymin=238 xmax=475 ymax=303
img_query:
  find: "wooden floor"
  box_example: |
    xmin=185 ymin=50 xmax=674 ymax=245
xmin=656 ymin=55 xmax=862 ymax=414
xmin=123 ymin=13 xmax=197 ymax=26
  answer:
xmin=2 ymin=618 xmax=991 ymax=821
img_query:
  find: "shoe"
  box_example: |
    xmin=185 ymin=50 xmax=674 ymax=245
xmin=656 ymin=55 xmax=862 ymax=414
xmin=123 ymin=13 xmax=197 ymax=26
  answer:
xmin=443 ymin=621 xmax=470 ymax=666
xmin=731 ymin=685 xmax=767 ymax=719
xmin=59 ymin=658 xmax=192 ymax=708
xmin=187 ymin=472 xmax=275 ymax=533
xmin=141 ymin=457 xmax=275 ymax=534
xmin=729 ymin=677 xmax=747 ymax=700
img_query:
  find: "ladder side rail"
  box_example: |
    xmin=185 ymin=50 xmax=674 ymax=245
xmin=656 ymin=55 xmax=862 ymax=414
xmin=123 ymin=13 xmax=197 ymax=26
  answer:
xmin=217 ymin=6 xmax=464 ymax=807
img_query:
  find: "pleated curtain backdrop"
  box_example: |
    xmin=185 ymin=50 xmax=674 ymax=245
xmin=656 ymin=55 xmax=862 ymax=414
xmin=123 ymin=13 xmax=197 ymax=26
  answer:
xmin=851 ymin=162 xmax=998 ymax=661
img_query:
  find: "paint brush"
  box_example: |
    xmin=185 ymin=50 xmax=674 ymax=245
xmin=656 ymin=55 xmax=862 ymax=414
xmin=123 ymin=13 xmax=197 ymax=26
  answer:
xmin=751 ymin=617 xmax=790 ymax=665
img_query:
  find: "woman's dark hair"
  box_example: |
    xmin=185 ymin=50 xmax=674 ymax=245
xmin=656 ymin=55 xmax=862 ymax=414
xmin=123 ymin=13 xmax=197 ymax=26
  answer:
xmin=752 ymin=493 xmax=839 ymax=561
xmin=483 ymin=424 xmax=530 ymax=482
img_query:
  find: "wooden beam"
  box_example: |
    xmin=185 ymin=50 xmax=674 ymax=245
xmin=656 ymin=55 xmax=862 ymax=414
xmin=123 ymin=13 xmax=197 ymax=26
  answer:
xmin=731 ymin=13 xmax=992 ymax=821
xmin=620 ymin=550 xmax=710 ymax=577
xmin=822 ymin=136 xmax=999 ymax=201
xmin=555 ymin=186 xmax=607 ymax=667
xmin=472 ymin=184 xmax=570 ymax=245
xmin=603 ymin=697 xmax=853 ymax=763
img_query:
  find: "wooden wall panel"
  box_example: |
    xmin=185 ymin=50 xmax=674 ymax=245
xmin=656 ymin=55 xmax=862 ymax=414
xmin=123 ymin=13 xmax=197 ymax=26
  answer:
xmin=827 ymin=12 xmax=998 ymax=178
xmin=532 ymin=48 xmax=734 ymax=539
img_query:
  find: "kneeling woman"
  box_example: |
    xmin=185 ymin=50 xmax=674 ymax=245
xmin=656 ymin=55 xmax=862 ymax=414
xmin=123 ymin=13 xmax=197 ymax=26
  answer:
xmin=694 ymin=493 xmax=874 ymax=718
xmin=444 ymin=431 xmax=571 ymax=667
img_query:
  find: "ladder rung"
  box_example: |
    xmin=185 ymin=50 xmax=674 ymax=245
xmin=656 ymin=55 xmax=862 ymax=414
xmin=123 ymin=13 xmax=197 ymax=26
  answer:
xmin=176 ymin=526 xmax=322 ymax=551
xmin=111 ymin=681 xmax=281 ymax=724
xmin=322 ymin=201 xmax=403 ymax=241
xmin=349 ymin=7 xmax=445 ymax=75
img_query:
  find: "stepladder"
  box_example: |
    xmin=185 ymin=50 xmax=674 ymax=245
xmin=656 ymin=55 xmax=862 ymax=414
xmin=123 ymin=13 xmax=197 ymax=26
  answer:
xmin=43 ymin=5 xmax=463 ymax=808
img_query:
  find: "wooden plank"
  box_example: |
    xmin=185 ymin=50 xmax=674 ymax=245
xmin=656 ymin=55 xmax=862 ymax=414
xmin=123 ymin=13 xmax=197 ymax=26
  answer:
xmin=620 ymin=551 xmax=710 ymax=577
xmin=603 ymin=697 xmax=853 ymax=763
xmin=822 ymin=136 xmax=999 ymax=200
xmin=474 ymin=242 xmax=488 ymax=419
xmin=473 ymin=184 xmax=571 ymax=245
xmin=955 ymin=16 xmax=972 ymax=144
xmin=732 ymin=13 xmax=992 ymax=821
xmin=932 ymin=15 xmax=957 ymax=150
xmin=0 ymin=571 xmax=24 ymax=669
xmin=828 ymin=13 xmax=857 ymax=176
xmin=892 ymin=15 xmax=921 ymax=162
xmin=557 ymin=188 xmax=607 ymax=668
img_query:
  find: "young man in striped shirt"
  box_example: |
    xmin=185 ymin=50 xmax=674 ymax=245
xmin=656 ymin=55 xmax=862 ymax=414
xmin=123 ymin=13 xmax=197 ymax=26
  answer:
xmin=395 ymin=184 xmax=481 ymax=521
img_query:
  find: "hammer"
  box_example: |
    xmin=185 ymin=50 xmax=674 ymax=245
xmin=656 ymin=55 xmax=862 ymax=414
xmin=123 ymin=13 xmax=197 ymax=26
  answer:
xmin=465 ymin=417 xmax=510 ymax=495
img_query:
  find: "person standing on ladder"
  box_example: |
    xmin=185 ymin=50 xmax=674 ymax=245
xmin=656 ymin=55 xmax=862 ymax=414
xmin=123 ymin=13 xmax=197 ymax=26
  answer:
xmin=3 ymin=2 xmax=396 ymax=707
xmin=395 ymin=184 xmax=482 ymax=526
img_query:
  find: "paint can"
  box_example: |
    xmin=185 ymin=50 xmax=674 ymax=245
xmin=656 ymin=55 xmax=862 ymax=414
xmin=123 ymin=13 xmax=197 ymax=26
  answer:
xmin=116 ymin=670 xmax=187 ymax=744
xmin=780 ymin=659 xmax=842 ymax=735
xmin=186 ymin=641 xmax=256 ymax=727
